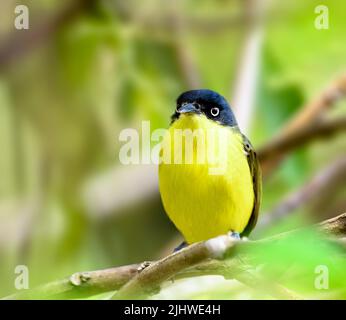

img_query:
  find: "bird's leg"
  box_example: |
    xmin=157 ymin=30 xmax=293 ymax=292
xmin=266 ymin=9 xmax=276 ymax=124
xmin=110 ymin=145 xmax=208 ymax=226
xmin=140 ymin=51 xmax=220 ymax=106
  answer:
xmin=173 ymin=241 xmax=187 ymax=252
xmin=228 ymin=231 xmax=241 ymax=240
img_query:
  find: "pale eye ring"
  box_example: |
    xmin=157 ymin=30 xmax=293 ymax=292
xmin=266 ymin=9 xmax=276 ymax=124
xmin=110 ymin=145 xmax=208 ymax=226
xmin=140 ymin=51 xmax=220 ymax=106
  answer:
xmin=210 ymin=107 xmax=220 ymax=117
xmin=192 ymin=102 xmax=201 ymax=110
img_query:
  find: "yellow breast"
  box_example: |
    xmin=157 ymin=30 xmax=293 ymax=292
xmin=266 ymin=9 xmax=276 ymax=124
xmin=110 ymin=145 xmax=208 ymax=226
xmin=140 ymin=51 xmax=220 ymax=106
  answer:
xmin=159 ymin=114 xmax=254 ymax=243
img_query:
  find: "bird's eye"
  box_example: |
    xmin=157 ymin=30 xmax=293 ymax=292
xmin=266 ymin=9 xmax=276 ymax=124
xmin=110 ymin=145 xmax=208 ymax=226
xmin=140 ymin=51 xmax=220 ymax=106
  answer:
xmin=192 ymin=102 xmax=201 ymax=110
xmin=210 ymin=107 xmax=219 ymax=117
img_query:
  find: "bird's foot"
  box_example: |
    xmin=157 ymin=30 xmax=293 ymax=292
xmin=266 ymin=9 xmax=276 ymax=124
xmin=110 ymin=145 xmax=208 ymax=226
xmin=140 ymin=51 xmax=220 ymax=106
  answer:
xmin=173 ymin=241 xmax=187 ymax=252
xmin=137 ymin=261 xmax=153 ymax=272
xmin=228 ymin=231 xmax=241 ymax=240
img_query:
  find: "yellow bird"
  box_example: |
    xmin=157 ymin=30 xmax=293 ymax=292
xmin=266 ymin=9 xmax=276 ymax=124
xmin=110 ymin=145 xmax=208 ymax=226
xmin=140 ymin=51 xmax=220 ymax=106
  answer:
xmin=159 ymin=89 xmax=261 ymax=248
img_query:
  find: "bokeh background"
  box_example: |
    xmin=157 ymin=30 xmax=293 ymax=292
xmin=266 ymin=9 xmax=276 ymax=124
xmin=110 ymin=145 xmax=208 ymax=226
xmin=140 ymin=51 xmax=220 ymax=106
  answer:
xmin=0 ymin=0 xmax=345 ymax=299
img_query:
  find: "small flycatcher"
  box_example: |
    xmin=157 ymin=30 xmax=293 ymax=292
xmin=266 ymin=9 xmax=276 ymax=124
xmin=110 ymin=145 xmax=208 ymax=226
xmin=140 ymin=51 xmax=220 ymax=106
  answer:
xmin=159 ymin=89 xmax=261 ymax=246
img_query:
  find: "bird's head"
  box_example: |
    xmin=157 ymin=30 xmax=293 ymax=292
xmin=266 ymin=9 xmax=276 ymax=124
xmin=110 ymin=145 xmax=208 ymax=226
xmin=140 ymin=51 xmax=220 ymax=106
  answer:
xmin=172 ymin=89 xmax=238 ymax=127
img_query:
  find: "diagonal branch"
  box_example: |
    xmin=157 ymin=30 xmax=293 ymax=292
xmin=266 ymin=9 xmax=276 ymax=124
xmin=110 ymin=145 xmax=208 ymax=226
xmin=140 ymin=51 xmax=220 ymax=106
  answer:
xmin=5 ymin=212 xmax=344 ymax=300
xmin=258 ymin=117 xmax=346 ymax=166
xmin=113 ymin=212 xmax=346 ymax=299
xmin=112 ymin=236 xmax=238 ymax=300
xmin=281 ymin=75 xmax=346 ymax=138
xmin=259 ymin=74 xmax=346 ymax=176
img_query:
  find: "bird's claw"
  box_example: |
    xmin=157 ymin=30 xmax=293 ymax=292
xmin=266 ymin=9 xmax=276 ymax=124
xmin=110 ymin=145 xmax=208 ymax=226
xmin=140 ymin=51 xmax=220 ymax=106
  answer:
xmin=173 ymin=241 xmax=187 ymax=252
xmin=137 ymin=261 xmax=152 ymax=272
xmin=228 ymin=231 xmax=241 ymax=240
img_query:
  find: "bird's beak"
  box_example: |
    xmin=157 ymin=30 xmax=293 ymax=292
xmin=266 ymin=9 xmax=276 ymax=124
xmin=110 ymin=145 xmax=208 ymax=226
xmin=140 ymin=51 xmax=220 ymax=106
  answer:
xmin=178 ymin=103 xmax=199 ymax=114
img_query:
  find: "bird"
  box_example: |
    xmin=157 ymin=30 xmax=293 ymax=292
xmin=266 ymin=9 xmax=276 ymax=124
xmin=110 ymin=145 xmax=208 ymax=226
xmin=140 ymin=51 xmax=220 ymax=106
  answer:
xmin=158 ymin=89 xmax=261 ymax=248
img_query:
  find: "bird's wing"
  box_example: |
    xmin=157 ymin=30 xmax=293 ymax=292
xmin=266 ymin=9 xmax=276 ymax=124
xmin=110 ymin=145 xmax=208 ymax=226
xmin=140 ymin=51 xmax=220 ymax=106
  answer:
xmin=241 ymin=134 xmax=262 ymax=237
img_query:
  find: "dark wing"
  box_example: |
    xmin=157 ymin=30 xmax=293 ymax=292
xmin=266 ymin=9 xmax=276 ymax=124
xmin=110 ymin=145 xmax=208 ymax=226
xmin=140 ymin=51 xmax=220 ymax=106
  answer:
xmin=241 ymin=134 xmax=262 ymax=237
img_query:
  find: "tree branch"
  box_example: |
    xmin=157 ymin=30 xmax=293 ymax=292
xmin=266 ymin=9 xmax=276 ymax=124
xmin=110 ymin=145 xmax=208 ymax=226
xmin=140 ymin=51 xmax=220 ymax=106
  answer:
xmin=259 ymin=74 xmax=346 ymax=176
xmin=112 ymin=236 xmax=239 ymax=300
xmin=4 ymin=212 xmax=346 ymax=300
xmin=3 ymin=264 xmax=141 ymax=300
xmin=281 ymin=75 xmax=346 ymax=138
xmin=113 ymin=212 xmax=346 ymax=300
xmin=258 ymin=117 xmax=346 ymax=166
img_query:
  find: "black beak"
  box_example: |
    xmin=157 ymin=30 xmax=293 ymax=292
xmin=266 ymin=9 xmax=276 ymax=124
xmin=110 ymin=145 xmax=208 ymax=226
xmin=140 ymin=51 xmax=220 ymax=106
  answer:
xmin=177 ymin=103 xmax=199 ymax=114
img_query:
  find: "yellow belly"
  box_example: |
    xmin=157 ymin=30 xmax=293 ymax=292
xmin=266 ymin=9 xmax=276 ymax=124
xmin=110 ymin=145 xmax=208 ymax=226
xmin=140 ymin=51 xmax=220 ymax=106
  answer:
xmin=159 ymin=114 xmax=254 ymax=244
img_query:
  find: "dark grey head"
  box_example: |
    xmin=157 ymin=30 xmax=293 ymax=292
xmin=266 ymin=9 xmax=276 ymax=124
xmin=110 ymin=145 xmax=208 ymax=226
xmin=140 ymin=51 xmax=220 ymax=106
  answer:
xmin=172 ymin=89 xmax=238 ymax=127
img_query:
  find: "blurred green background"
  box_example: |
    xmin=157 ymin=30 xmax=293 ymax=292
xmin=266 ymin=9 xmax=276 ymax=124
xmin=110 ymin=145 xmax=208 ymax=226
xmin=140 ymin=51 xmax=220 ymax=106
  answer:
xmin=0 ymin=0 xmax=345 ymax=299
